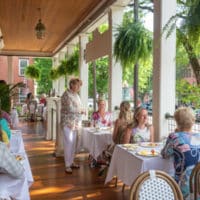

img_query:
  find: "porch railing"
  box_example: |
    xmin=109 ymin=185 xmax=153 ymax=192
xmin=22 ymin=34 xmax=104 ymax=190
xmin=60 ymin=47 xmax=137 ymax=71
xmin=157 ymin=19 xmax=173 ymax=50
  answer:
xmin=148 ymin=113 xmax=200 ymax=133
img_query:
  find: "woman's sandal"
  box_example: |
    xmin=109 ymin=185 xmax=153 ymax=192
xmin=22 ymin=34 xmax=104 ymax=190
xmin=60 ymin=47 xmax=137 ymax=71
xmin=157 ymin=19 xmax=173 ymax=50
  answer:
xmin=71 ymin=163 xmax=80 ymax=169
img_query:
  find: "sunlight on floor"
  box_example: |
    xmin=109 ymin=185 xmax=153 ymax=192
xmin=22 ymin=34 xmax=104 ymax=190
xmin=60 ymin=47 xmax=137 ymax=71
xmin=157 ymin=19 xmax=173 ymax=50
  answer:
xmin=30 ymin=185 xmax=74 ymax=195
xmin=86 ymin=192 xmax=102 ymax=198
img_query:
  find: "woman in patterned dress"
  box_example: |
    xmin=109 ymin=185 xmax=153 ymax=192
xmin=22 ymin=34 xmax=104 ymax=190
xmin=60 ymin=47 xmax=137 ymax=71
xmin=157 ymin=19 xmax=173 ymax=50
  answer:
xmin=161 ymin=107 xmax=200 ymax=199
xmin=92 ymin=99 xmax=112 ymax=127
xmin=123 ymin=106 xmax=154 ymax=144
xmin=61 ymin=78 xmax=83 ymax=174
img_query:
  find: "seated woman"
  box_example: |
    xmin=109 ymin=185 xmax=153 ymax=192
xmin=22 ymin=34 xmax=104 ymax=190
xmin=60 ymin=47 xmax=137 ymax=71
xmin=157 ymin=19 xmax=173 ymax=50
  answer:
xmin=0 ymin=110 xmax=11 ymax=140
xmin=92 ymin=99 xmax=112 ymax=127
xmin=0 ymin=127 xmax=9 ymax=146
xmin=97 ymin=101 xmax=133 ymax=176
xmin=161 ymin=107 xmax=200 ymax=199
xmin=113 ymin=101 xmax=133 ymax=144
xmin=123 ymin=106 xmax=154 ymax=143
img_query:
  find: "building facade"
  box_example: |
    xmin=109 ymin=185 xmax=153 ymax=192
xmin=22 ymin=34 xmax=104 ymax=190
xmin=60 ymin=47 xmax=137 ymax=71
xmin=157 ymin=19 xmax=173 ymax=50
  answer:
xmin=0 ymin=56 xmax=34 ymax=103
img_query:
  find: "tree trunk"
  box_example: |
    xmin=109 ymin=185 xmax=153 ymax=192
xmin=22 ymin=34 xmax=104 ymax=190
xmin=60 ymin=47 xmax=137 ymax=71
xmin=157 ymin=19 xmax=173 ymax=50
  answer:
xmin=92 ymin=61 xmax=97 ymax=111
xmin=133 ymin=0 xmax=139 ymax=109
xmin=134 ymin=63 xmax=139 ymax=109
xmin=178 ymin=29 xmax=200 ymax=84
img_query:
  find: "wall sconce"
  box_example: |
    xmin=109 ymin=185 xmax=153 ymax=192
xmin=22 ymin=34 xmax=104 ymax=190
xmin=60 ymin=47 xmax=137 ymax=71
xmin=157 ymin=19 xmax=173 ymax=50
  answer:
xmin=0 ymin=29 xmax=4 ymax=49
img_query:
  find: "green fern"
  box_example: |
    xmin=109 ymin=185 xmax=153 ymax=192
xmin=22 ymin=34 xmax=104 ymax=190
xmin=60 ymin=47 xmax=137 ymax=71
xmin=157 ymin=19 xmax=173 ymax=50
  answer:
xmin=25 ymin=65 xmax=40 ymax=80
xmin=114 ymin=21 xmax=152 ymax=68
xmin=49 ymin=68 xmax=60 ymax=80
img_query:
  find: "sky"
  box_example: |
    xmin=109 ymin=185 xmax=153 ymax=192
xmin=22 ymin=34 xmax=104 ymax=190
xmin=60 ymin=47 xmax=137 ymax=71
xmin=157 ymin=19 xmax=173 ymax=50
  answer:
xmin=144 ymin=12 xmax=153 ymax=32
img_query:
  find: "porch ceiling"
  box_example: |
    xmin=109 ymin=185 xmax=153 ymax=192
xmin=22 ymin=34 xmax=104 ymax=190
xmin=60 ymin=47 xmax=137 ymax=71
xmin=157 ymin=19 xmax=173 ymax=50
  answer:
xmin=0 ymin=0 xmax=116 ymax=57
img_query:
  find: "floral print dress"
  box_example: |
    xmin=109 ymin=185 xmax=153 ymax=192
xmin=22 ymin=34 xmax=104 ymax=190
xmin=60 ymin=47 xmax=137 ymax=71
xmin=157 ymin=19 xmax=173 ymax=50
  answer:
xmin=131 ymin=126 xmax=151 ymax=143
xmin=92 ymin=111 xmax=112 ymax=127
xmin=61 ymin=89 xmax=82 ymax=130
xmin=161 ymin=132 xmax=200 ymax=199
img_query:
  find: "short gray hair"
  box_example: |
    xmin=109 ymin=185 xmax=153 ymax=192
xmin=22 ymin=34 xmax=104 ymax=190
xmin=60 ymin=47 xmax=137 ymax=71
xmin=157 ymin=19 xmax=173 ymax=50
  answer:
xmin=174 ymin=107 xmax=195 ymax=131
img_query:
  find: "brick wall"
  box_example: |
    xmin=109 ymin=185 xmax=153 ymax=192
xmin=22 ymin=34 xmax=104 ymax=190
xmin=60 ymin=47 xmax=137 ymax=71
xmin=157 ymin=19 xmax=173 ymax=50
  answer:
xmin=0 ymin=55 xmax=35 ymax=103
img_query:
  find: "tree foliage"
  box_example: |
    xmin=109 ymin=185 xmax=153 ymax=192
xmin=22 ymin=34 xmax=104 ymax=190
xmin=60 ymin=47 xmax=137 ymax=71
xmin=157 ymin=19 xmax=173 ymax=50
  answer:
xmin=88 ymin=57 xmax=108 ymax=97
xmin=176 ymin=79 xmax=200 ymax=107
xmin=33 ymin=58 xmax=53 ymax=95
xmin=163 ymin=0 xmax=200 ymax=84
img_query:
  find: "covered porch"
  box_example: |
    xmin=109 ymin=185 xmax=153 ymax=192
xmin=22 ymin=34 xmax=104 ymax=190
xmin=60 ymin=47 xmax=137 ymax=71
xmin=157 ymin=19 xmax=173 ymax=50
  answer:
xmin=0 ymin=0 xmax=179 ymax=199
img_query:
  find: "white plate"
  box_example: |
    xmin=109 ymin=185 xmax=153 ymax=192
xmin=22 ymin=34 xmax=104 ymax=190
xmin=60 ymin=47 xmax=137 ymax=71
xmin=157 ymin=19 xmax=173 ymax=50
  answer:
xmin=140 ymin=142 xmax=162 ymax=148
xmin=136 ymin=150 xmax=159 ymax=157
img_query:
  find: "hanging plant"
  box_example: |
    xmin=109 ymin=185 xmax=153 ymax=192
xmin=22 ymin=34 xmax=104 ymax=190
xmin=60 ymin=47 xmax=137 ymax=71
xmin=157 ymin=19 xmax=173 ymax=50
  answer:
xmin=57 ymin=60 xmax=68 ymax=76
xmin=49 ymin=68 xmax=60 ymax=80
xmin=25 ymin=65 xmax=40 ymax=79
xmin=114 ymin=21 xmax=152 ymax=68
xmin=66 ymin=50 xmax=79 ymax=75
xmin=48 ymin=49 xmax=79 ymax=80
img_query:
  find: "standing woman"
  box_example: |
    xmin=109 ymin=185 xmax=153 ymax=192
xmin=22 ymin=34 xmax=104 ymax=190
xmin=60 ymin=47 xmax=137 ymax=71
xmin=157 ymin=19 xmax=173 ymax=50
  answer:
xmin=123 ymin=106 xmax=154 ymax=143
xmin=61 ymin=78 xmax=83 ymax=174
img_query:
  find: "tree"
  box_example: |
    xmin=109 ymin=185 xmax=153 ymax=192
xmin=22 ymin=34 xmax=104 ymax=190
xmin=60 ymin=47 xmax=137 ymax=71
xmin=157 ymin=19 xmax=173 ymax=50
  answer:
xmin=88 ymin=57 xmax=109 ymax=98
xmin=33 ymin=58 xmax=53 ymax=95
xmin=176 ymin=79 xmax=200 ymax=107
xmin=164 ymin=0 xmax=200 ymax=84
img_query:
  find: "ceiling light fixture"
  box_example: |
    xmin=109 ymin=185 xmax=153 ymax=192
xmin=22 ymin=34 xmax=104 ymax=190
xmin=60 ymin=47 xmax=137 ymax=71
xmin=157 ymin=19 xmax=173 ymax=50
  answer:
xmin=35 ymin=8 xmax=45 ymax=39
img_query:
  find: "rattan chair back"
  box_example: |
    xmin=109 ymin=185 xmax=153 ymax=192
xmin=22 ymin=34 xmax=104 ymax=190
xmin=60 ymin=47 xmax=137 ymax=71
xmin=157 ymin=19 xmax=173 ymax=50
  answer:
xmin=190 ymin=162 xmax=200 ymax=200
xmin=129 ymin=170 xmax=184 ymax=200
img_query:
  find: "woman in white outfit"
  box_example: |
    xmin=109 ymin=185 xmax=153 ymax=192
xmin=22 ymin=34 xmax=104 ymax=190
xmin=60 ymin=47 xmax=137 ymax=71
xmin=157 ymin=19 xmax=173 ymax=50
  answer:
xmin=61 ymin=78 xmax=83 ymax=173
xmin=123 ymin=106 xmax=154 ymax=143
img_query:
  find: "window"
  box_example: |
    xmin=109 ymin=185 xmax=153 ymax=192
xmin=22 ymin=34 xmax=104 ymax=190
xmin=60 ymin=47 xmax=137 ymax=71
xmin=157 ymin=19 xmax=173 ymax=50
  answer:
xmin=19 ymin=58 xmax=29 ymax=76
xmin=19 ymin=87 xmax=27 ymax=103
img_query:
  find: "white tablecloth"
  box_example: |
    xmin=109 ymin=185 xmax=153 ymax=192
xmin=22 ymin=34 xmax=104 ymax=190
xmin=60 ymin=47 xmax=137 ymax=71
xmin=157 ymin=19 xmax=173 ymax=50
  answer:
xmin=80 ymin=127 xmax=113 ymax=160
xmin=0 ymin=174 xmax=30 ymax=200
xmin=105 ymin=145 xmax=174 ymax=186
xmin=0 ymin=129 xmax=33 ymax=200
xmin=10 ymin=130 xmax=25 ymax=154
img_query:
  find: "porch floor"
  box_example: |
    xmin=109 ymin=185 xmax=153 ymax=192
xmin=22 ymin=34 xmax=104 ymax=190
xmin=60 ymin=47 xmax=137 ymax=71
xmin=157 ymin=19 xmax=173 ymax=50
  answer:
xmin=19 ymin=121 xmax=129 ymax=200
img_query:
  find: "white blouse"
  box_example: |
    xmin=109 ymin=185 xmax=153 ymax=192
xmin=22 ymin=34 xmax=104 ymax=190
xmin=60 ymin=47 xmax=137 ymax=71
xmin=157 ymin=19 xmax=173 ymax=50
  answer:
xmin=132 ymin=126 xmax=151 ymax=143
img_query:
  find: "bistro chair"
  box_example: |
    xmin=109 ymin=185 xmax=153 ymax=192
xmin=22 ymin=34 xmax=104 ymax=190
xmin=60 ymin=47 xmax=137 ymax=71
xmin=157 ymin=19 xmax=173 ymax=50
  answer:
xmin=190 ymin=162 xmax=200 ymax=200
xmin=129 ymin=170 xmax=184 ymax=200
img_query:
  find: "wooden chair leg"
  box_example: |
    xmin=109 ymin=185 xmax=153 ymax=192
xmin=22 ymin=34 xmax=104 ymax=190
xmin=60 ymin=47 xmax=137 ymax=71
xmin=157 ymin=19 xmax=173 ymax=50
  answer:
xmin=122 ymin=183 xmax=126 ymax=192
xmin=114 ymin=176 xmax=118 ymax=187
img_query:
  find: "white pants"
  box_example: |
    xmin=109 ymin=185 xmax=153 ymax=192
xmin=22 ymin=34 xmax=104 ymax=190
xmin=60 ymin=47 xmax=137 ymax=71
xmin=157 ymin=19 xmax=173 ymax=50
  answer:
xmin=63 ymin=125 xmax=77 ymax=167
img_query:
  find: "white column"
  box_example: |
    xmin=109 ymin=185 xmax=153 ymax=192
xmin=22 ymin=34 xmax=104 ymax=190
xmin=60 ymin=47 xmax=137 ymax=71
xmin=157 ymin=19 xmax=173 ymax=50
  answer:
xmin=153 ymin=0 xmax=176 ymax=141
xmin=7 ymin=56 xmax=13 ymax=84
xmin=108 ymin=6 xmax=124 ymax=111
xmin=52 ymin=55 xmax=59 ymax=95
xmin=79 ymin=34 xmax=89 ymax=119
xmin=58 ymin=50 xmax=66 ymax=97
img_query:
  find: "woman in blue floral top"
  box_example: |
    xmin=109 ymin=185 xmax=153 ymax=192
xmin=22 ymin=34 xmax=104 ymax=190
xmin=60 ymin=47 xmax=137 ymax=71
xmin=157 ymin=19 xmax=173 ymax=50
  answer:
xmin=161 ymin=107 xmax=200 ymax=200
